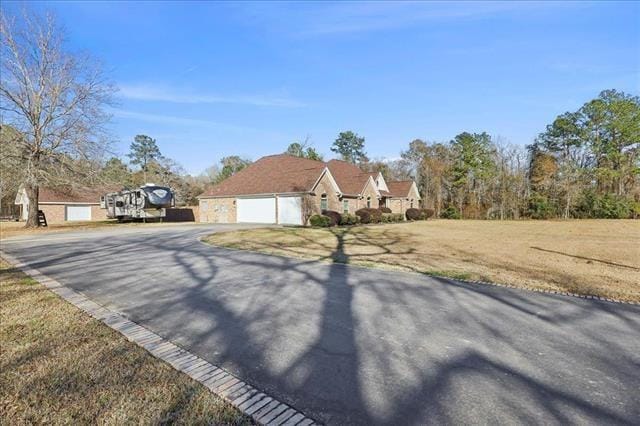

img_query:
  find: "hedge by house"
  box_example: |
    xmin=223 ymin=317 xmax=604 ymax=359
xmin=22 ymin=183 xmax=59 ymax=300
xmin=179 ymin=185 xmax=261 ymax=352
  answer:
xmin=322 ymin=210 xmax=341 ymax=226
xmin=309 ymin=214 xmax=331 ymax=227
xmin=356 ymin=208 xmax=383 ymax=224
xmin=340 ymin=213 xmax=360 ymax=225
xmin=420 ymin=209 xmax=435 ymax=219
xmin=405 ymin=208 xmax=420 ymax=220
xmin=381 ymin=213 xmax=404 ymax=223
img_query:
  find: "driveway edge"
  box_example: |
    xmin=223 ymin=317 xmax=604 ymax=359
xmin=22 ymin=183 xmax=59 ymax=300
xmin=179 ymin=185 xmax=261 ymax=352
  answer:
xmin=0 ymin=251 xmax=318 ymax=426
xmin=199 ymin=238 xmax=639 ymax=306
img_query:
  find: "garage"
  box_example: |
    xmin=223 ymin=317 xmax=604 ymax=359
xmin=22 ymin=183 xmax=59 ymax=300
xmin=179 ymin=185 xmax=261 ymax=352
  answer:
xmin=236 ymin=197 xmax=276 ymax=223
xmin=65 ymin=205 xmax=92 ymax=221
xmin=277 ymin=196 xmax=303 ymax=225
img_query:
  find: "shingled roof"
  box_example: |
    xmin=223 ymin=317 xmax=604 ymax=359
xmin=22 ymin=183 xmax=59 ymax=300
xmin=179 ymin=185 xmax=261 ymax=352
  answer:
xmin=200 ymin=154 xmax=326 ymax=197
xmin=325 ymin=159 xmax=373 ymax=196
xmin=386 ymin=181 xmax=415 ymax=198
xmin=200 ymin=154 xmax=416 ymax=199
xmin=38 ymin=186 xmax=115 ymax=203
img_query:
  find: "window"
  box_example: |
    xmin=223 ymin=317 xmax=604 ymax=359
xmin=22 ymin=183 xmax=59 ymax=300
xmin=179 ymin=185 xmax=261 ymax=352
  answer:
xmin=366 ymin=197 xmax=371 ymax=208
xmin=343 ymin=199 xmax=349 ymax=213
xmin=410 ymin=199 xmax=414 ymax=208
xmin=320 ymin=194 xmax=328 ymax=211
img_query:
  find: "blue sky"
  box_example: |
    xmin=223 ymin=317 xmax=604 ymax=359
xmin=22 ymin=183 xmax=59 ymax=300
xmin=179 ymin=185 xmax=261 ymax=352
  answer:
xmin=5 ymin=1 xmax=639 ymax=174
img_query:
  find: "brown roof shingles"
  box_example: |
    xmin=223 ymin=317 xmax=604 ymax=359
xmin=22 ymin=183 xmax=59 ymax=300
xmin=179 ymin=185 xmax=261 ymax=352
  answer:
xmin=201 ymin=154 xmax=326 ymax=197
xmin=39 ymin=186 xmax=115 ymax=203
xmin=386 ymin=181 xmax=414 ymax=198
xmin=200 ymin=154 xmax=416 ymax=199
xmin=325 ymin=160 xmax=373 ymax=196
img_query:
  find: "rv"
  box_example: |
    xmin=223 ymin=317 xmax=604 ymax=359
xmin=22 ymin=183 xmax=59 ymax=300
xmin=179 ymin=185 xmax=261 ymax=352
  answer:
xmin=101 ymin=184 xmax=174 ymax=221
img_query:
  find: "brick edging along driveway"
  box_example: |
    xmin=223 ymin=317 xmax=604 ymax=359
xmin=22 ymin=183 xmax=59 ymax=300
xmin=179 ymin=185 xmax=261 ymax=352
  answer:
xmin=1 ymin=251 xmax=318 ymax=426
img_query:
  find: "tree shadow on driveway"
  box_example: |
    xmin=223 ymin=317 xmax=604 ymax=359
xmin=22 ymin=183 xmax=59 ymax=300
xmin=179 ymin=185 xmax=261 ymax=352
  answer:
xmin=4 ymin=227 xmax=640 ymax=425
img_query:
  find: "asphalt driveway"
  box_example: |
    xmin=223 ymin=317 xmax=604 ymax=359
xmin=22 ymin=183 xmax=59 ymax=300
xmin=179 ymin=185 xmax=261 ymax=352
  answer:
xmin=2 ymin=224 xmax=639 ymax=425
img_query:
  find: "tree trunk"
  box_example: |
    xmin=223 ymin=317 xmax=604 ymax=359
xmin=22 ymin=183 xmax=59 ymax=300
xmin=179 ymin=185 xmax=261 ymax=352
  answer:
xmin=25 ymin=183 xmax=40 ymax=228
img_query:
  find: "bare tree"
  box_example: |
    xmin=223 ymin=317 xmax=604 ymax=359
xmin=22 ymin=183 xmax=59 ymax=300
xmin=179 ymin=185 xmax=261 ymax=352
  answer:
xmin=0 ymin=10 xmax=114 ymax=227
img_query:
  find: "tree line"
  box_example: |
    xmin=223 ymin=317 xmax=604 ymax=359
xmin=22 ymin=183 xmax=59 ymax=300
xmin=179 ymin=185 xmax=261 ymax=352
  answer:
xmin=1 ymin=10 xmax=637 ymax=226
xmin=392 ymin=90 xmax=639 ymax=219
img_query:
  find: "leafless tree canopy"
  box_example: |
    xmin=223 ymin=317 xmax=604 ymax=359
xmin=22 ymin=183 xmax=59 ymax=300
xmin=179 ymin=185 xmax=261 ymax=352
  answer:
xmin=0 ymin=10 xmax=115 ymax=226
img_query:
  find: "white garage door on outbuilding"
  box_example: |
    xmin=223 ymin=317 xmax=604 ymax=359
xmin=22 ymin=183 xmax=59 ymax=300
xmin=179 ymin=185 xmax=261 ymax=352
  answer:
xmin=66 ymin=205 xmax=92 ymax=221
xmin=236 ymin=197 xmax=276 ymax=223
xmin=277 ymin=196 xmax=303 ymax=225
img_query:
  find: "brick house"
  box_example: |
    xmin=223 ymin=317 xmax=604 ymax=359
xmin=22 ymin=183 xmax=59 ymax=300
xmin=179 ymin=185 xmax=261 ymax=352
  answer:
xmin=15 ymin=186 xmax=110 ymax=223
xmin=198 ymin=154 xmax=420 ymax=225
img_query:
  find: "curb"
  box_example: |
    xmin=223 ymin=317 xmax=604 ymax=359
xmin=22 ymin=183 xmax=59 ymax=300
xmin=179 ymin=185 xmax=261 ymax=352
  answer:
xmin=0 ymin=251 xmax=319 ymax=426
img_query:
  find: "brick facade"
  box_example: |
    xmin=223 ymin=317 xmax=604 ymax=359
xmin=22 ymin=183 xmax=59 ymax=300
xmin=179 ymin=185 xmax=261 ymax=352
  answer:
xmin=311 ymin=172 xmax=341 ymax=213
xmin=386 ymin=184 xmax=420 ymax=215
xmin=199 ymin=197 xmax=236 ymax=223
xmin=358 ymin=179 xmax=379 ymax=210
xmin=39 ymin=203 xmax=107 ymax=224
xmin=39 ymin=204 xmax=65 ymax=223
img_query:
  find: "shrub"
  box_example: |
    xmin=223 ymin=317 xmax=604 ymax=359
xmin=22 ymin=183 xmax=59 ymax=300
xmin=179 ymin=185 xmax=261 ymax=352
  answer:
xmin=405 ymin=208 xmax=421 ymax=220
xmin=527 ymin=193 xmax=556 ymax=219
xmin=367 ymin=208 xmax=382 ymax=223
xmin=382 ymin=213 xmax=404 ymax=222
xmin=309 ymin=214 xmax=331 ymax=227
xmin=378 ymin=206 xmax=392 ymax=214
xmin=355 ymin=208 xmax=371 ymax=224
xmin=356 ymin=208 xmax=383 ymax=224
xmin=340 ymin=213 xmax=359 ymax=225
xmin=572 ymin=190 xmax=633 ymax=219
xmin=420 ymin=208 xmax=435 ymax=219
xmin=440 ymin=206 xmax=461 ymax=219
xmin=322 ymin=210 xmax=341 ymax=226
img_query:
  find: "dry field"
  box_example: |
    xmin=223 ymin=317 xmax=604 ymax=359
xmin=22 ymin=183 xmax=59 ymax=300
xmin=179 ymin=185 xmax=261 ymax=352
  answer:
xmin=0 ymin=220 xmax=199 ymax=240
xmin=206 ymin=220 xmax=640 ymax=303
xmin=0 ymin=220 xmax=122 ymax=240
xmin=0 ymin=260 xmax=250 ymax=424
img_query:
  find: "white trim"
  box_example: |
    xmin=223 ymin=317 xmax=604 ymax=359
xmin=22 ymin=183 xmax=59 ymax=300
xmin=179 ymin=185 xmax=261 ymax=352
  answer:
xmin=411 ymin=181 xmax=421 ymax=200
xmin=310 ymin=167 xmax=342 ymax=196
xmin=360 ymin=175 xmax=381 ymax=199
xmin=375 ymin=172 xmax=389 ymax=192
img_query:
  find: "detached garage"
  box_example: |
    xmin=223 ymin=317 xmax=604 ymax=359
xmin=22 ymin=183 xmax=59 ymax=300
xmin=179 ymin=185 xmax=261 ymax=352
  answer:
xmin=15 ymin=186 xmax=110 ymax=224
xmin=65 ymin=205 xmax=92 ymax=221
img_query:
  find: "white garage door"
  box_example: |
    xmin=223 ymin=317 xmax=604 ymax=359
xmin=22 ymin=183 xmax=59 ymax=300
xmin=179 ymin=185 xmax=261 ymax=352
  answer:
xmin=66 ymin=205 xmax=92 ymax=221
xmin=278 ymin=196 xmax=302 ymax=225
xmin=236 ymin=197 xmax=276 ymax=223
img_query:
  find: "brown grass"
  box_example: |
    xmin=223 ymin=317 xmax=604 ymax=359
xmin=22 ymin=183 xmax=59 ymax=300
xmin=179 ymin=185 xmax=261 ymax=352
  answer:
xmin=205 ymin=220 xmax=640 ymax=303
xmin=0 ymin=260 xmax=251 ymax=424
xmin=0 ymin=220 xmax=198 ymax=240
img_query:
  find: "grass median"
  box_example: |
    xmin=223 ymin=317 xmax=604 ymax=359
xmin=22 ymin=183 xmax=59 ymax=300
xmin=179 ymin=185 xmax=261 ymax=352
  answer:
xmin=0 ymin=260 xmax=251 ymax=424
xmin=204 ymin=219 xmax=640 ymax=303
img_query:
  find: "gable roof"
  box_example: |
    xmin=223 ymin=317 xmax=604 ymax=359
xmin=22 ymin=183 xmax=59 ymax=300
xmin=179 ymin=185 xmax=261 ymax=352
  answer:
xmin=200 ymin=154 xmax=327 ymax=197
xmin=386 ymin=181 xmax=416 ymax=198
xmin=199 ymin=154 xmax=419 ymax=200
xmin=325 ymin=159 xmax=374 ymax=196
xmin=38 ymin=186 xmax=114 ymax=203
